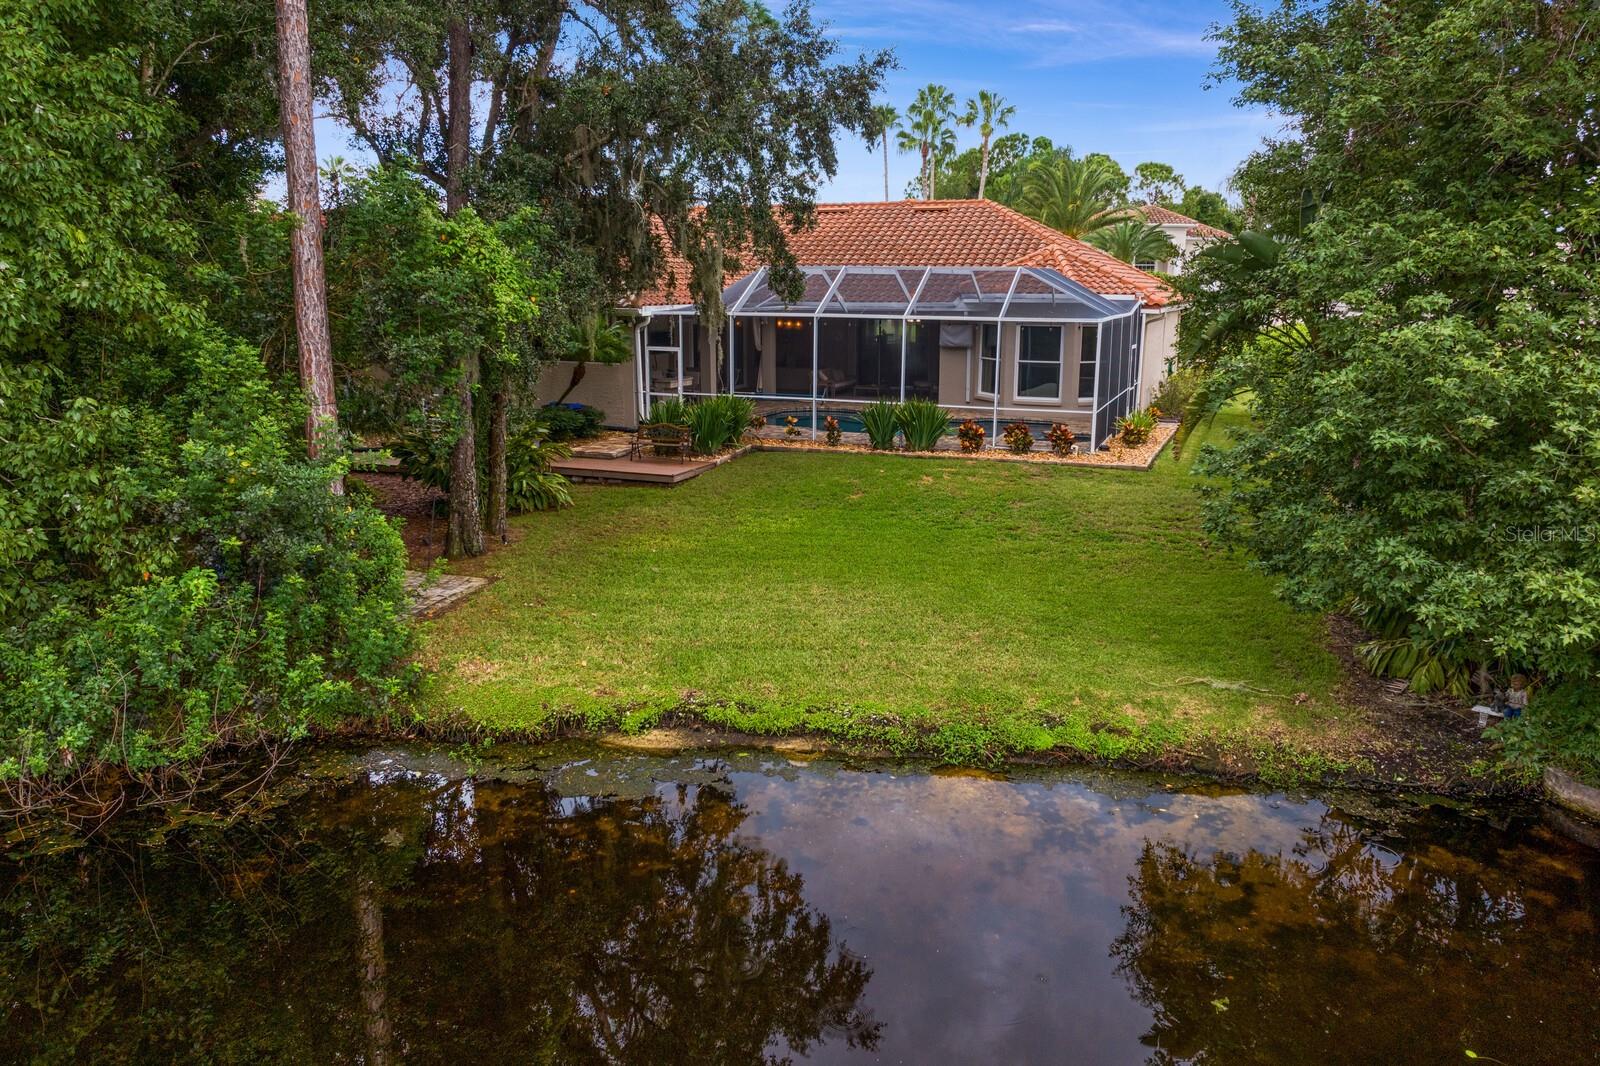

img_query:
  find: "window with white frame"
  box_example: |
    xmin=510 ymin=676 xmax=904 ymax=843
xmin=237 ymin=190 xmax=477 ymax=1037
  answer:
xmin=976 ymin=323 xmax=999 ymax=399
xmin=1015 ymin=325 xmax=1063 ymax=402
xmin=1077 ymin=325 xmax=1098 ymax=403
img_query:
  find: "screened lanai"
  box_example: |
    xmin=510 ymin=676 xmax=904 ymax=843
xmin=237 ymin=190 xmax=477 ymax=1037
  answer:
xmin=636 ymin=265 xmax=1146 ymax=449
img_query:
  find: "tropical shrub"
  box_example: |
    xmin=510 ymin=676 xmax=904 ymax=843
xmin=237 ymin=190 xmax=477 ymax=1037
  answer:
xmin=956 ymin=419 xmax=986 ymax=453
xmin=1046 ymin=423 xmax=1076 ymax=456
xmin=860 ymin=401 xmax=901 ymax=450
xmin=1116 ymin=409 xmax=1157 ymax=447
xmin=896 ymin=398 xmax=949 ymax=451
xmin=648 ymin=396 xmax=691 ymax=426
xmin=505 ymin=424 xmax=573 ymax=512
xmin=1152 ymin=368 xmax=1203 ymax=422
xmin=540 ymin=403 xmax=605 ymax=441
xmin=687 ymin=395 xmax=756 ymax=453
xmin=823 ymin=416 xmax=843 ymax=446
xmin=689 ymin=402 xmax=736 ymax=453
xmin=783 ymin=415 xmax=802 ymax=438
xmin=391 ymin=420 xmax=453 ymax=494
xmin=1002 ymin=422 xmax=1034 ymax=454
xmin=1183 ymin=0 xmax=1600 ymax=744
xmin=0 ymin=9 xmax=413 ymax=792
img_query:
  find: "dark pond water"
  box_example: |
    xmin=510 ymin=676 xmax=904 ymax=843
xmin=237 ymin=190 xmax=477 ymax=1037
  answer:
xmin=3 ymin=744 xmax=1598 ymax=1064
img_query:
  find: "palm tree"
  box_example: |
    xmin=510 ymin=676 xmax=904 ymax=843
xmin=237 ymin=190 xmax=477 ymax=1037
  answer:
xmin=865 ymin=104 xmax=899 ymax=201
xmin=1086 ymin=221 xmax=1179 ymax=266
xmin=1017 ymin=154 xmax=1134 ymax=238
xmin=959 ymin=90 xmax=1015 ymax=200
xmin=895 ymin=84 xmax=958 ymax=199
xmin=319 ymin=155 xmax=359 ymax=205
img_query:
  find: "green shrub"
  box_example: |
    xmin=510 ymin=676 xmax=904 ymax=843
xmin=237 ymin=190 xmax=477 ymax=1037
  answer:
xmin=1002 ymin=422 xmax=1034 ymax=454
xmin=1151 ymin=369 xmax=1201 ymax=421
xmin=1116 ymin=408 xmax=1157 ymax=447
xmin=0 ymin=340 xmax=415 ymax=788
xmin=896 ymin=398 xmax=948 ymax=451
xmin=716 ymin=395 xmax=758 ymax=445
xmin=390 ymin=420 xmax=453 ymax=493
xmin=956 ymin=419 xmax=985 ymax=452
xmin=860 ymin=401 xmax=901 ymax=450
xmin=1493 ymin=679 xmax=1600 ymax=781
xmin=648 ymin=396 xmax=690 ymax=426
xmin=540 ymin=403 xmax=605 ymax=441
xmin=506 ymin=423 xmax=573 ymax=512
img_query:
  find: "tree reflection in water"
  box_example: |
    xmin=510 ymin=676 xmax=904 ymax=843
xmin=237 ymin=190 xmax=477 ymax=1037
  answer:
xmin=1110 ymin=808 xmax=1600 ymax=1065
xmin=0 ymin=775 xmax=879 ymax=1063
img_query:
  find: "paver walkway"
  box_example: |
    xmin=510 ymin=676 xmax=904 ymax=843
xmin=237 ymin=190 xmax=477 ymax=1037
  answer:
xmin=405 ymin=571 xmax=489 ymax=618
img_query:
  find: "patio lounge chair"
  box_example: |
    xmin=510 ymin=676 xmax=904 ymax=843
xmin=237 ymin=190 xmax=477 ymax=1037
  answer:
xmin=631 ymin=422 xmax=692 ymax=463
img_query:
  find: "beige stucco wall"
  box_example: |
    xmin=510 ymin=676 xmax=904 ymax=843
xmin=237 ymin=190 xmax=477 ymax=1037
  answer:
xmin=534 ymin=359 xmax=639 ymax=428
xmin=1140 ymin=309 xmax=1181 ymax=407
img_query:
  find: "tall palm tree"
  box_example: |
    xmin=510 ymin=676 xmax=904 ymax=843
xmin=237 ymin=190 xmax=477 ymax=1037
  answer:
xmin=1085 ymin=221 xmax=1179 ymax=266
xmin=1017 ymin=154 xmax=1135 ymax=238
xmin=865 ymin=104 xmax=899 ymax=201
xmin=895 ymin=84 xmax=957 ymax=199
xmin=319 ymin=155 xmax=359 ymax=205
xmin=959 ymin=90 xmax=1015 ymax=200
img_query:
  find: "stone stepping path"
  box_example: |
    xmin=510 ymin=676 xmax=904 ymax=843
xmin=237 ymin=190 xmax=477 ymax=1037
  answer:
xmin=405 ymin=571 xmax=489 ymax=618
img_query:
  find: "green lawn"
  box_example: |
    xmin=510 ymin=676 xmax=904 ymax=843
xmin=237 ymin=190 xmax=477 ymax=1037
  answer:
xmin=421 ymin=414 xmax=1357 ymax=765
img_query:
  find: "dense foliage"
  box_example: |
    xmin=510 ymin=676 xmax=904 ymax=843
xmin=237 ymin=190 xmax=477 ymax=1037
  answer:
xmin=1181 ymin=0 xmax=1600 ymax=742
xmin=0 ymin=0 xmax=413 ymax=794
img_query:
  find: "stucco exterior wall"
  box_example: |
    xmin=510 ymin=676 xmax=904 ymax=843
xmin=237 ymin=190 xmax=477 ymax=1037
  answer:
xmin=534 ymin=360 xmax=639 ymax=428
xmin=1139 ymin=309 xmax=1180 ymax=407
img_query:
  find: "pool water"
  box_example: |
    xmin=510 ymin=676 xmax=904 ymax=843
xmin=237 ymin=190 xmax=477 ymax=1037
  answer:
xmin=4 ymin=742 xmax=1596 ymax=1064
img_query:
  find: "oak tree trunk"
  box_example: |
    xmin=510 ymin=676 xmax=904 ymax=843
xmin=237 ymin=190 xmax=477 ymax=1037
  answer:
xmin=487 ymin=385 xmax=509 ymax=544
xmin=443 ymin=14 xmax=484 ymax=555
xmin=446 ymin=351 xmax=484 ymax=558
xmin=275 ymin=0 xmax=342 ymax=493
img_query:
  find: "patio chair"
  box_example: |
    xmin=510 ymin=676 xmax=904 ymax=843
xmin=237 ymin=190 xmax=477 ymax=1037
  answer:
xmin=631 ymin=422 xmax=692 ymax=463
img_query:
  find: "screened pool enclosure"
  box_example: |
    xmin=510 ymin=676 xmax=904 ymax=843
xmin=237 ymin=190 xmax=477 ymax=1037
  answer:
xmin=636 ymin=265 xmax=1146 ymax=449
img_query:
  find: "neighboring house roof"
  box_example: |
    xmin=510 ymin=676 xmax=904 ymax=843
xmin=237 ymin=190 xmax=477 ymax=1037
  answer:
xmin=638 ymin=199 xmax=1175 ymax=309
xmin=1132 ymin=203 xmax=1233 ymax=241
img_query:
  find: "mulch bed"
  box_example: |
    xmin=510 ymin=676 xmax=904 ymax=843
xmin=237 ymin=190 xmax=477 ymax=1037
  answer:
xmin=752 ymin=420 xmax=1178 ymax=470
xmin=353 ymin=472 xmax=451 ymax=568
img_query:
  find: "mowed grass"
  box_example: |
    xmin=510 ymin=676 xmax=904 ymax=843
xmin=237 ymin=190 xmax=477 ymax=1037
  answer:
xmin=421 ymin=413 xmax=1352 ymax=764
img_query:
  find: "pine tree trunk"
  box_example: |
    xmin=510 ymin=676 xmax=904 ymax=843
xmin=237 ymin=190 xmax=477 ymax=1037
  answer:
xmin=274 ymin=0 xmax=342 ymax=493
xmin=442 ymin=14 xmax=484 ymax=556
xmin=487 ymin=385 xmax=509 ymax=544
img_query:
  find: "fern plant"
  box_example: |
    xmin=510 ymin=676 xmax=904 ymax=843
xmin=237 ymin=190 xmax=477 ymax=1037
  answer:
xmin=896 ymin=398 xmax=949 ymax=451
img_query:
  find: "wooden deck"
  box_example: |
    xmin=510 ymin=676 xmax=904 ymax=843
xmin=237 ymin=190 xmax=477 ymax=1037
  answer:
xmin=553 ymin=454 xmax=719 ymax=485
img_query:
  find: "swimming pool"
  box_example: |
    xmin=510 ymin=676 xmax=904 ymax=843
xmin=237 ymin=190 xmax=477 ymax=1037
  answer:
xmin=762 ymin=408 xmax=1058 ymax=440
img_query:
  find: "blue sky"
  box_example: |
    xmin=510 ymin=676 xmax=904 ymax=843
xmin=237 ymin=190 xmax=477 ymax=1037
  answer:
xmin=812 ymin=0 xmax=1278 ymax=201
xmin=308 ymin=0 xmax=1278 ymax=205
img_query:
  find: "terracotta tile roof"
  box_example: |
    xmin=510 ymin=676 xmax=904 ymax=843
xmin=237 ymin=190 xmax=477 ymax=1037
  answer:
xmin=637 ymin=199 xmax=1175 ymax=309
xmin=1133 ymin=203 xmax=1233 ymax=241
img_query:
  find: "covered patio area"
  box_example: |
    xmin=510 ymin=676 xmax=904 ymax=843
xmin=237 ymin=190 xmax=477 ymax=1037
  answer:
xmin=635 ymin=265 xmax=1146 ymax=450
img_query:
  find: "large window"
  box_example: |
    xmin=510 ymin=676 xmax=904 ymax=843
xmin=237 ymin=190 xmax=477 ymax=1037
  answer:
xmin=1077 ymin=325 xmax=1098 ymax=403
xmin=1016 ymin=325 xmax=1063 ymax=402
xmin=976 ymin=324 xmax=998 ymax=399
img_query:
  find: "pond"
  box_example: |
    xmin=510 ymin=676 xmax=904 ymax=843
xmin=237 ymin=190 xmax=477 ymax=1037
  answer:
xmin=3 ymin=743 xmax=1597 ymax=1064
